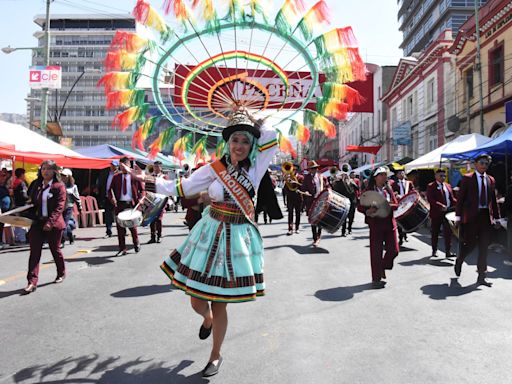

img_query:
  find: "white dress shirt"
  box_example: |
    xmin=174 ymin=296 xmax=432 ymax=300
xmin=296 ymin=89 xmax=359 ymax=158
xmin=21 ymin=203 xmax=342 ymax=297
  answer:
xmin=41 ymin=180 xmax=53 ymax=217
xmin=119 ymin=173 xmax=133 ymax=202
xmin=438 ymin=182 xmax=450 ymax=209
xmin=475 ymin=171 xmax=488 ymax=208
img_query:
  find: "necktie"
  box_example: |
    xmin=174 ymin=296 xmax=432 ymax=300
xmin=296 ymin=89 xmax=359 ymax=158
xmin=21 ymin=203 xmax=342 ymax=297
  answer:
xmin=122 ymin=174 xmax=127 ymax=195
xmin=480 ymin=175 xmax=487 ymax=207
xmin=400 ymin=181 xmax=404 ymax=195
xmin=439 ymin=183 xmax=446 ymax=205
xmin=38 ymin=183 xmax=50 ymax=217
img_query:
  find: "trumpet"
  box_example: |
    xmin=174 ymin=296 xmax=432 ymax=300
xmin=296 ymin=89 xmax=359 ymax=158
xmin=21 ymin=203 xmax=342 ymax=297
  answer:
xmin=282 ymin=161 xmax=301 ymax=192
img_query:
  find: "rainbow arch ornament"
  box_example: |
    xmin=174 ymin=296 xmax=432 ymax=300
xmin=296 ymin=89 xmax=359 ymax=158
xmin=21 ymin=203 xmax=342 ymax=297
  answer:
xmin=101 ymin=0 xmax=367 ymax=159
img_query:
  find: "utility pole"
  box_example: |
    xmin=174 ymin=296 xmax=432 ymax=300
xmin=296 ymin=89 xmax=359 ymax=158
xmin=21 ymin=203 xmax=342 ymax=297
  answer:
xmin=40 ymin=0 xmax=51 ymax=136
xmin=475 ymin=0 xmax=485 ymax=135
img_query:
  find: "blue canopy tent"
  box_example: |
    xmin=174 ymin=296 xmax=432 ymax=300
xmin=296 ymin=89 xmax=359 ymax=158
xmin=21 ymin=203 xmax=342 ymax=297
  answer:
xmin=443 ymin=126 xmax=512 ymax=160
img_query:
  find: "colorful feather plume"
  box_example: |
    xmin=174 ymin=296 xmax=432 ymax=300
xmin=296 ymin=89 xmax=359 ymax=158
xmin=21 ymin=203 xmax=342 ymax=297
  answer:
xmin=298 ymin=0 xmax=330 ymax=41
xmin=173 ymin=132 xmax=194 ymax=160
xmin=314 ymin=27 xmax=359 ymax=57
xmin=322 ymin=48 xmax=366 ymax=83
xmin=104 ymin=50 xmax=146 ymax=72
xmin=289 ymin=121 xmax=310 ymax=145
xmin=106 ymin=89 xmax=145 ymax=110
xmin=275 ymin=0 xmax=306 ymax=34
xmin=97 ymin=72 xmax=134 ymax=94
xmin=110 ymin=31 xmax=150 ymax=53
xmin=316 ymin=98 xmax=349 ymax=121
xmin=249 ymin=0 xmax=268 ymax=22
xmin=322 ymin=83 xmax=363 ymax=109
xmin=147 ymin=127 xmax=175 ymax=159
xmin=191 ymin=135 xmax=209 ymax=164
xmin=112 ymin=105 xmax=149 ymax=131
xmin=304 ymin=109 xmax=336 ymax=139
xmin=277 ymin=130 xmax=297 ymax=159
xmin=133 ymin=0 xmax=171 ymax=39
xmin=131 ymin=116 xmax=162 ymax=150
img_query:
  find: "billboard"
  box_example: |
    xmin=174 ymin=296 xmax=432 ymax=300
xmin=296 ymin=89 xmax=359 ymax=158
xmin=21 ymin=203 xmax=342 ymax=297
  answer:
xmin=173 ymin=65 xmax=374 ymax=113
xmin=29 ymin=66 xmax=62 ymax=89
xmin=393 ymin=121 xmax=412 ymax=145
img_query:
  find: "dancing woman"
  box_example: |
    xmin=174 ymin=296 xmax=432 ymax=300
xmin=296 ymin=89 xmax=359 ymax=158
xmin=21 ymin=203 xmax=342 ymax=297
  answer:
xmin=123 ymin=111 xmax=277 ymax=377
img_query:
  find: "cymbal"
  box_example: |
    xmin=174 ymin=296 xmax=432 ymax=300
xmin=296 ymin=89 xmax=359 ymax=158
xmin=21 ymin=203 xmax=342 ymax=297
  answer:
xmin=0 ymin=215 xmax=33 ymax=227
xmin=360 ymin=191 xmax=391 ymax=218
xmin=0 ymin=204 xmax=33 ymax=217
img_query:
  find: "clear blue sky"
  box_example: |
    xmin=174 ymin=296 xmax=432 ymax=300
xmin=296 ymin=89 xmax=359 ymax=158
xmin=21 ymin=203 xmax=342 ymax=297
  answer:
xmin=0 ymin=0 xmax=403 ymax=114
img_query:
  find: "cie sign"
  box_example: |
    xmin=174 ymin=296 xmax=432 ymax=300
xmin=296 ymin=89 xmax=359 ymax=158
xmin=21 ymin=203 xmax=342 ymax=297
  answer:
xmin=29 ymin=66 xmax=62 ymax=89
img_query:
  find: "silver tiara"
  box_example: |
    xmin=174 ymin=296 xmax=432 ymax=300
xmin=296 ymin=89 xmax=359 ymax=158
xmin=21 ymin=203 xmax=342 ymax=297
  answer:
xmin=227 ymin=110 xmax=254 ymax=127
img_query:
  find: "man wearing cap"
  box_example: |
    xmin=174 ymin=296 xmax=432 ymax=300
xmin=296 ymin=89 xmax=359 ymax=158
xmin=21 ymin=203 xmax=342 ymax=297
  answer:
xmin=454 ymin=154 xmax=500 ymax=286
xmin=301 ymin=160 xmax=328 ymax=246
xmin=148 ymin=160 xmax=168 ymax=244
xmin=391 ymin=169 xmax=415 ymax=245
xmin=98 ymin=160 xmax=118 ymax=238
xmin=108 ymin=157 xmax=145 ymax=256
xmin=358 ymin=167 xmax=399 ymax=289
xmin=426 ymin=169 xmax=456 ymax=258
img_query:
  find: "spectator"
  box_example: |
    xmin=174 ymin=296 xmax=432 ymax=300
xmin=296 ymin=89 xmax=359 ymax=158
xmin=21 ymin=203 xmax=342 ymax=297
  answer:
xmin=12 ymin=168 xmax=29 ymax=243
xmin=0 ymin=168 xmax=12 ymax=247
xmin=60 ymin=169 xmax=83 ymax=247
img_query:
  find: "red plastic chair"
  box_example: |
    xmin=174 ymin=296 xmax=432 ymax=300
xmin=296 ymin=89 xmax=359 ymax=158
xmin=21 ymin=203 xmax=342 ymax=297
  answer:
xmin=85 ymin=196 xmax=104 ymax=226
xmin=79 ymin=196 xmax=91 ymax=227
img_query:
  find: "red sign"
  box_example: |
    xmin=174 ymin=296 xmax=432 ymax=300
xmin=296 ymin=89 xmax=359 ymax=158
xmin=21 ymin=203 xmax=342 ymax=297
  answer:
xmin=173 ymin=65 xmax=373 ymax=113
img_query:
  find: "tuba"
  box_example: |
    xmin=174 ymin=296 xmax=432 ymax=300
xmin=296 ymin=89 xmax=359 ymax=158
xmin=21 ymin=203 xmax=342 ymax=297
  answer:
xmin=282 ymin=161 xmax=301 ymax=192
xmin=340 ymin=163 xmax=352 ymax=174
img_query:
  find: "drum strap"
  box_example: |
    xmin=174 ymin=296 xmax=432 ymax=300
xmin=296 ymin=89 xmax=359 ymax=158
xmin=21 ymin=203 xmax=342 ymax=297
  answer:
xmin=210 ymin=160 xmax=256 ymax=225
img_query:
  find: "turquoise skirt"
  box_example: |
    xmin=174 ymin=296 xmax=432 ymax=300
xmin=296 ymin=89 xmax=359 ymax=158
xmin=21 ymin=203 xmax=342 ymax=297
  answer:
xmin=161 ymin=206 xmax=264 ymax=302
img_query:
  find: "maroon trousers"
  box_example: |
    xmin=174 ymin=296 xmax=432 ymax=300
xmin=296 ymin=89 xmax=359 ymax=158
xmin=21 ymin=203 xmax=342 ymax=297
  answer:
xmin=369 ymin=222 xmax=399 ymax=282
xmin=115 ymin=201 xmax=139 ymax=251
xmin=458 ymin=209 xmax=491 ymax=274
xmin=27 ymin=225 xmax=65 ymax=285
xmin=431 ymin=216 xmax=452 ymax=254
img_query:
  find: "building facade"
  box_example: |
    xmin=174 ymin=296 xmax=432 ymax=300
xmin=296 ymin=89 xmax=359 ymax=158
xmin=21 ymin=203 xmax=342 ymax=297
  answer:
xmin=30 ymin=14 xmax=136 ymax=148
xmin=399 ymin=0 xmax=487 ymax=56
xmin=382 ymin=30 xmax=456 ymax=161
xmin=338 ymin=64 xmax=396 ymax=167
xmin=451 ymin=0 xmax=512 ymax=138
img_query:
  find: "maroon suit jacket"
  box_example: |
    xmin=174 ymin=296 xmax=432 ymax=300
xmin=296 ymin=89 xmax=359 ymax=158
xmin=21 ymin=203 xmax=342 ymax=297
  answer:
xmin=358 ymin=184 xmax=398 ymax=229
xmin=455 ymin=172 xmax=499 ymax=224
xmin=426 ymin=181 xmax=456 ymax=219
xmin=29 ymin=180 xmax=66 ymax=230
xmin=391 ymin=178 xmax=415 ymax=197
xmin=108 ymin=173 xmax=144 ymax=207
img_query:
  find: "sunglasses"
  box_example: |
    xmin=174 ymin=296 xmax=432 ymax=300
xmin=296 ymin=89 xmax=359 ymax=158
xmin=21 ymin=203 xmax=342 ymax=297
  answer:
xmin=438 ymin=174 xmax=446 ymax=177
xmin=477 ymin=160 xmax=489 ymax=165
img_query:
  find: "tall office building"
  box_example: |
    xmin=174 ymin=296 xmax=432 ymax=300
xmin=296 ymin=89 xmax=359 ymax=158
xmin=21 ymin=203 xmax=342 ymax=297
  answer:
xmin=30 ymin=14 xmax=136 ymax=148
xmin=398 ymin=0 xmax=487 ymax=56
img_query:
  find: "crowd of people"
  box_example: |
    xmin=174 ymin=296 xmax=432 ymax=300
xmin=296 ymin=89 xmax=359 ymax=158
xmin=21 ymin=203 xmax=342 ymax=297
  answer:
xmin=1 ymin=119 xmax=510 ymax=377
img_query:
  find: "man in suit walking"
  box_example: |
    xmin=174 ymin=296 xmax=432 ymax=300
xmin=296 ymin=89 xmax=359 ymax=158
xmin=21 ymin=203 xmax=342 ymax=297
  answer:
xmin=426 ymin=169 xmax=457 ymax=258
xmin=98 ymin=160 xmax=118 ymax=238
xmin=391 ymin=169 xmax=414 ymax=245
xmin=454 ymin=154 xmax=500 ymax=286
xmin=301 ymin=160 xmax=328 ymax=247
xmin=108 ymin=157 xmax=144 ymax=256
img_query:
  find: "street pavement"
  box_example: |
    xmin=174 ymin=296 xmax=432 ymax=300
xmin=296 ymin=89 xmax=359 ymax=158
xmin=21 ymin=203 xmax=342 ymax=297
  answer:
xmin=1 ymin=205 xmax=512 ymax=384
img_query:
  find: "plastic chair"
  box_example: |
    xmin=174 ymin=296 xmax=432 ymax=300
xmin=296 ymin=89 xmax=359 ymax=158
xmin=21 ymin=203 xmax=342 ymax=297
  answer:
xmin=85 ymin=196 xmax=104 ymax=226
xmin=79 ymin=196 xmax=91 ymax=227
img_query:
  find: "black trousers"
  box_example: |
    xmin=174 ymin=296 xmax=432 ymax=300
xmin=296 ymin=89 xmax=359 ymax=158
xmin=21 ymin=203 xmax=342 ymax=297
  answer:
xmin=342 ymin=203 xmax=356 ymax=234
xmin=457 ymin=209 xmax=491 ymax=274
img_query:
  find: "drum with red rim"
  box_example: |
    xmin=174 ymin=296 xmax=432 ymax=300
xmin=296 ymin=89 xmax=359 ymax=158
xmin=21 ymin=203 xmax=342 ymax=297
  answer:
xmin=394 ymin=191 xmax=429 ymax=233
xmin=308 ymin=189 xmax=351 ymax=233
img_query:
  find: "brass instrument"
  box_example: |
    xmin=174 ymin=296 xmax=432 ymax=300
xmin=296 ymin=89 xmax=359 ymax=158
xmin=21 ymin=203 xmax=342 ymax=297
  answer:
xmin=340 ymin=163 xmax=352 ymax=174
xmin=282 ymin=161 xmax=301 ymax=192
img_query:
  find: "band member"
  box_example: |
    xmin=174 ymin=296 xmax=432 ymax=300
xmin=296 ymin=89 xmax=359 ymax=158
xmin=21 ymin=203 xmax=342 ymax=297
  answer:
xmin=255 ymin=170 xmax=283 ymax=224
xmin=454 ymin=154 xmax=500 ymax=286
xmin=391 ymin=169 xmax=414 ymax=245
xmin=148 ymin=160 xmax=168 ymax=244
xmin=332 ymin=173 xmax=357 ymax=236
xmin=181 ymin=163 xmax=207 ymax=230
xmin=108 ymin=157 xmax=145 ymax=256
xmin=283 ymin=167 xmax=303 ymax=235
xmin=23 ymin=160 xmax=67 ymax=294
xmin=127 ymin=110 xmax=277 ymax=377
xmin=98 ymin=160 xmax=118 ymax=238
xmin=426 ymin=169 xmax=456 ymax=258
xmin=301 ymin=160 xmax=328 ymax=246
xmin=358 ymin=167 xmax=399 ymax=289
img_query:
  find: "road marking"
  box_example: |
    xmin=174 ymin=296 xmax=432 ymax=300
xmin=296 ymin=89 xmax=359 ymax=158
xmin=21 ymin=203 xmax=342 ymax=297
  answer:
xmin=0 ymin=249 xmax=92 ymax=286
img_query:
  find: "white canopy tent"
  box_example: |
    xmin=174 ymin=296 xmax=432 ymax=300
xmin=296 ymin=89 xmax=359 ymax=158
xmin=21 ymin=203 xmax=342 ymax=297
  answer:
xmin=404 ymin=133 xmax=492 ymax=171
xmin=0 ymin=120 xmax=83 ymax=157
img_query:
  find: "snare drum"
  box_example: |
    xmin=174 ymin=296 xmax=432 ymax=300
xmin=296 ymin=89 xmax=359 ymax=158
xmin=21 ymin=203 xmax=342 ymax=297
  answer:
xmin=141 ymin=192 xmax=168 ymax=226
xmin=394 ymin=192 xmax=429 ymax=233
xmin=308 ymin=189 xmax=351 ymax=233
xmin=116 ymin=209 xmax=143 ymax=228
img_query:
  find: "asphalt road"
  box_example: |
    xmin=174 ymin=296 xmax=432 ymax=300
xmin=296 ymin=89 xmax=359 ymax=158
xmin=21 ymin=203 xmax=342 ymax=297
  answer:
xmin=1 ymin=206 xmax=512 ymax=384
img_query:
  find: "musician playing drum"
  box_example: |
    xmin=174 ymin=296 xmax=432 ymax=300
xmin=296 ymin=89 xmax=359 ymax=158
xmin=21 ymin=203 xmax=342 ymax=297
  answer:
xmin=391 ymin=169 xmax=414 ymax=245
xmin=358 ymin=167 xmax=399 ymax=289
xmin=301 ymin=160 xmax=328 ymax=247
xmin=426 ymin=169 xmax=456 ymax=258
xmin=148 ymin=160 xmax=168 ymax=244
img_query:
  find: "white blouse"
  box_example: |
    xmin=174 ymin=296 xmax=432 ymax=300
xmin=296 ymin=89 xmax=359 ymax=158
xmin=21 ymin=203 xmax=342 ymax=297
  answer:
xmin=155 ymin=125 xmax=278 ymax=202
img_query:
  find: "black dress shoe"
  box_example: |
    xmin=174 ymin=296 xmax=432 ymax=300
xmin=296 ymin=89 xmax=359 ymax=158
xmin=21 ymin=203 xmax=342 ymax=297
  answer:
xmin=371 ymin=281 xmax=386 ymax=289
xmin=157 ymin=236 xmax=161 ymax=243
xmin=454 ymin=259 xmax=462 ymax=277
xmin=202 ymin=357 xmax=223 ymax=377
xmin=445 ymin=252 xmax=456 ymax=259
xmin=147 ymin=238 xmax=156 ymax=244
xmin=199 ymin=324 xmax=212 ymax=340
xmin=116 ymin=249 xmax=128 ymax=257
xmin=477 ymin=276 xmax=493 ymax=287
xmin=134 ymin=244 xmax=141 ymax=253
xmin=21 ymin=284 xmax=37 ymax=295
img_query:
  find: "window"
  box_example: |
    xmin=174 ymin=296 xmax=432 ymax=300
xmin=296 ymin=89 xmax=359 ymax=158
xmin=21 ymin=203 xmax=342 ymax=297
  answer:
xmin=407 ymin=95 xmax=413 ymax=118
xmin=428 ymin=123 xmax=437 ymax=151
xmin=427 ymin=79 xmax=435 ymax=108
xmin=465 ymin=68 xmax=474 ymax=99
xmin=489 ymin=45 xmax=504 ymax=86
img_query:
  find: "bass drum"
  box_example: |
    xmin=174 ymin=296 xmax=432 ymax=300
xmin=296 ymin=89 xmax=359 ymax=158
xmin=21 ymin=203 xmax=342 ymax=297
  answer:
xmin=308 ymin=189 xmax=351 ymax=233
xmin=141 ymin=192 xmax=168 ymax=226
xmin=394 ymin=192 xmax=429 ymax=233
